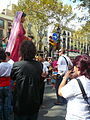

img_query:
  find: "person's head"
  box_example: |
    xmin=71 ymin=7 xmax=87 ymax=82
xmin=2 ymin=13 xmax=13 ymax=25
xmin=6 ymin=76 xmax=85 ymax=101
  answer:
xmin=73 ymin=54 xmax=90 ymax=79
xmin=38 ymin=56 xmax=43 ymax=62
xmin=20 ymin=40 xmax=36 ymax=61
xmin=5 ymin=52 xmax=10 ymax=57
xmin=28 ymin=35 xmax=34 ymax=40
xmin=5 ymin=52 xmax=10 ymax=61
xmin=44 ymin=57 xmax=48 ymax=61
xmin=0 ymin=48 xmax=6 ymax=62
xmin=21 ymin=12 xmax=26 ymax=23
xmin=59 ymin=48 xmax=65 ymax=56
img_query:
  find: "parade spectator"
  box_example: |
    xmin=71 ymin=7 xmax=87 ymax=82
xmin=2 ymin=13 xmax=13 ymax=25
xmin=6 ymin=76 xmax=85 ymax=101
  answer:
xmin=5 ymin=52 xmax=14 ymax=65
xmin=0 ymin=48 xmax=12 ymax=120
xmin=52 ymin=57 xmax=58 ymax=69
xmin=55 ymin=48 xmax=73 ymax=105
xmin=51 ymin=67 xmax=58 ymax=89
xmin=10 ymin=40 xmax=43 ymax=120
xmin=43 ymin=57 xmax=50 ymax=68
xmin=37 ymin=56 xmax=48 ymax=105
xmin=6 ymin=11 xmax=32 ymax=62
xmin=43 ymin=57 xmax=51 ymax=84
xmin=2 ymin=39 xmax=7 ymax=50
xmin=28 ymin=35 xmax=34 ymax=41
xmin=5 ymin=52 xmax=15 ymax=107
xmin=58 ymin=54 xmax=90 ymax=120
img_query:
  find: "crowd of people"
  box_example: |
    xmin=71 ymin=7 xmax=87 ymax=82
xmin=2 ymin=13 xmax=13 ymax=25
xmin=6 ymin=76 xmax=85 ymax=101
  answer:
xmin=0 ymin=11 xmax=90 ymax=120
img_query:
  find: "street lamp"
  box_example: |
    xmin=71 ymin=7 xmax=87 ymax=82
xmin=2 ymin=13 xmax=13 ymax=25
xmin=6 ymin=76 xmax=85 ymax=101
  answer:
xmin=56 ymin=26 xmax=61 ymax=50
xmin=67 ymin=32 xmax=70 ymax=56
xmin=38 ymin=31 xmax=43 ymax=51
xmin=62 ymin=31 xmax=66 ymax=48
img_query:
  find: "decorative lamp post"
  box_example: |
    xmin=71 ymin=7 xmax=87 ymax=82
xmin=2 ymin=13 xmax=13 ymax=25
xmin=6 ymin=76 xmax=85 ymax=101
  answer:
xmin=38 ymin=31 xmax=43 ymax=51
xmin=67 ymin=32 xmax=70 ymax=56
xmin=62 ymin=31 xmax=66 ymax=48
xmin=56 ymin=26 xmax=61 ymax=50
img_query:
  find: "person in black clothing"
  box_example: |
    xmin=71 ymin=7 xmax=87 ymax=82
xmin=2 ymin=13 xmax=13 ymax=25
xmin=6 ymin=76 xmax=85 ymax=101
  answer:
xmin=11 ymin=40 xmax=43 ymax=120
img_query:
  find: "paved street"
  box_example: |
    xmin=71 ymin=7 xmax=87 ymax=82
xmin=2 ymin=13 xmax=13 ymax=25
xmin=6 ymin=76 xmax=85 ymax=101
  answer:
xmin=38 ymin=84 xmax=66 ymax=120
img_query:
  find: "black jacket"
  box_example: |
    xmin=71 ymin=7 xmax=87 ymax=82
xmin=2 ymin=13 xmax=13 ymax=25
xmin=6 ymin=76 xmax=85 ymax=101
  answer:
xmin=11 ymin=60 xmax=43 ymax=115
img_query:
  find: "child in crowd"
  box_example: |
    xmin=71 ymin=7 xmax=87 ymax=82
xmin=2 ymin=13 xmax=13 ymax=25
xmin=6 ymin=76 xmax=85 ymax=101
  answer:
xmin=51 ymin=67 xmax=58 ymax=89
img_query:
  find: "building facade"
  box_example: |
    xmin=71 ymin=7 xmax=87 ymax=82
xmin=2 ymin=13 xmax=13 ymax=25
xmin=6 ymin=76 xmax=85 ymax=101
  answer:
xmin=0 ymin=9 xmax=14 ymax=46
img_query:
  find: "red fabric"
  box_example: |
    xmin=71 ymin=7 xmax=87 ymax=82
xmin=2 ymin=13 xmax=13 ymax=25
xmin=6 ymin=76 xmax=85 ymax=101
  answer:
xmin=6 ymin=12 xmax=23 ymax=55
xmin=11 ymin=23 xmax=26 ymax=62
xmin=0 ymin=77 xmax=11 ymax=87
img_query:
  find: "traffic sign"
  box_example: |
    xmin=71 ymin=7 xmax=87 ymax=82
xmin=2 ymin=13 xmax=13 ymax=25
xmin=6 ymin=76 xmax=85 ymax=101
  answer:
xmin=52 ymin=33 xmax=58 ymax=41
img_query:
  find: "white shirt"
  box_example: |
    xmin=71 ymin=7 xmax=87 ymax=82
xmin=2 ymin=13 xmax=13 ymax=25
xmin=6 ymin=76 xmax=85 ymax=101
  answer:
xmin=42 ymin=62 xmax=48 ymax=73
xmin=8 ymin=59 xmax=14 ymax=65
xmin=61 ymin=76 xmax=90 ymax=120
xmin=57 ymin=55 xmax=73 ymax=75
xmin=0 ymin=62 xmax=12 ymax=76
xmin=43 ymin=61 xmax=50 ymax=68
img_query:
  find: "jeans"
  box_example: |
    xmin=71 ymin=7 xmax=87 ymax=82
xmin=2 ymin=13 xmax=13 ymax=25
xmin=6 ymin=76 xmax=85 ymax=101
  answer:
xmin=0 ymin=86 xmax=12 ymax=120
xmin=14 ymin=112 xmax=38 ymax=120
xmin=55 ymin=75 xmax=67 ymax=104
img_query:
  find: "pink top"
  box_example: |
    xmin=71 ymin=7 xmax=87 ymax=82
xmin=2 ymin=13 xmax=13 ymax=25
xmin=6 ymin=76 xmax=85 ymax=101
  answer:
xmin=52 ymin=60 xmax=57 ymax=68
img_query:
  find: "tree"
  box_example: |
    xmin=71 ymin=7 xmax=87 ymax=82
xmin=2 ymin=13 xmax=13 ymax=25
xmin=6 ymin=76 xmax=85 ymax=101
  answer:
xmin=12 ymin=0 xmax=75 ymax=51
xmin=73 ymin=21 xmax=90 ymax=42
xmin=72 ymin=20 xmax=90 ymax=54
xmin=13 ymin=0 xmax=74 ymax=28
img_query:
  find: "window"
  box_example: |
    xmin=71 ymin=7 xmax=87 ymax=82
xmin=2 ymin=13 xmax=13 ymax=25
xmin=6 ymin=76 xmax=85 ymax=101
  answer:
xmin=0 ymin=19 xmax=4 ymax=28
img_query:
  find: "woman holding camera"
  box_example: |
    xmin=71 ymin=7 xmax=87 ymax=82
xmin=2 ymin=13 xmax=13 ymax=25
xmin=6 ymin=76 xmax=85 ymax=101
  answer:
xmin=58 ymin=54 xmax=90 ymax=120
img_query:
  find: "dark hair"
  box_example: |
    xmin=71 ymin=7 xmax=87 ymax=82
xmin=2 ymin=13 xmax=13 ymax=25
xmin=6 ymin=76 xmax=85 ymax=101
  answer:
xmin=73 ymin=54 xmax=90 ymax=79
xmin=0 ymin=48 xmax=6 ymax=61
xmin=20 ymin=40 xmax=36 ymax=61
xmin=28 ymin=35 xmax=34 ymax=39
xmin=44 ymin=57 xmax=48 ymax=61
xmin=5 ymin=52 xmax=10 ymax=57
xmin=21 ymin=12 xmax=26 ymax=18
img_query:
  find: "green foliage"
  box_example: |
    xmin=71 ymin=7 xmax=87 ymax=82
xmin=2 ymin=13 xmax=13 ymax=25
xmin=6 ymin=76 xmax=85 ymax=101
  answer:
xmin=13 ymin=0 xmax=74 ymax=26
xmin=12 ymin=0 xmax=75 ymax=43
xmin=72 ymin=21 xmax=90 ymax=45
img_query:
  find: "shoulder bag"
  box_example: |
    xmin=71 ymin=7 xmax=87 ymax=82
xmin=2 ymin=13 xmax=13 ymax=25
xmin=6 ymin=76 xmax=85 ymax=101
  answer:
xmin=76 ymin=78 xmax=90 ymax=112
xmin=63 ymin=56 xmax=73 ymax=70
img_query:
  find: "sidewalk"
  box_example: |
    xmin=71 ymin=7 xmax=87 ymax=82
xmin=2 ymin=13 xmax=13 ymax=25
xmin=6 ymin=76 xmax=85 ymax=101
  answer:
xmin=38 ymin=83 xmax=66 ymax=120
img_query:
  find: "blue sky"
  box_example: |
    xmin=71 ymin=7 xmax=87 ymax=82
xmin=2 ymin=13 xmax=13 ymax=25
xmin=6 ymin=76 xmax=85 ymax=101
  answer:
xmin=61 ymin=0 xmax=80 ymax=5
xmin=0 ymin=0 xmax=18 ymax=13
xmin=0 ymin=0 xmax=80 ymax=13
xmin=61 ymin=0 xmax=74 ymax=5
xmin=0 ymin=0 xmax=79 ymax=12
